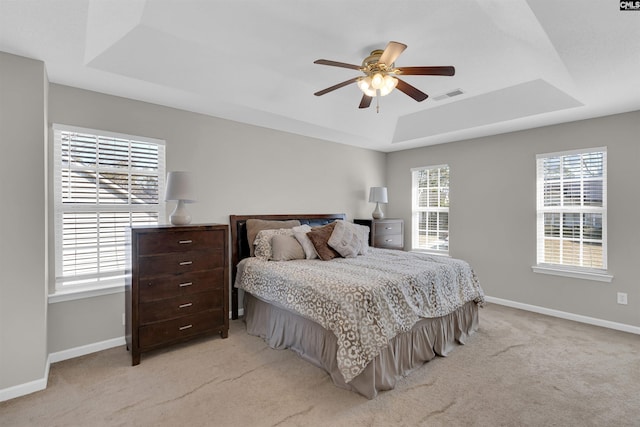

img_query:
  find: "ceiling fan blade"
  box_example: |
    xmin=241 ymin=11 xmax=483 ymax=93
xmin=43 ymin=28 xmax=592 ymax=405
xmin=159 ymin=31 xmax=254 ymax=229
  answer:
xmin=378 ymin=41 xmax=407 ymax=66
xmin=358 ymin=95 xmax=372 ymax=109
xmin=395 ymin=78 xmax=429 ymax=102
xmin=314 ymin=77 xmax=359 ymax=96
xmin=314 ymin=59 xmax=362 ymax=70
xmin=396 ymin=66 xmax=455 ymax=76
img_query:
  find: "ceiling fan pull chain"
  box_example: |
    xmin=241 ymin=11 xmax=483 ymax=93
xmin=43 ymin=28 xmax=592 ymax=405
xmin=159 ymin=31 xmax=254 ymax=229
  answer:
xmin=376 ymin=90 xmax=380 ymax=113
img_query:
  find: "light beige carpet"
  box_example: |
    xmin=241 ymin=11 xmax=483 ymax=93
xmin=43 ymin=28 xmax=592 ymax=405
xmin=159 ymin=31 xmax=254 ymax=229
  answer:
xmin=2 ymin=303 xmax=639 ymax=427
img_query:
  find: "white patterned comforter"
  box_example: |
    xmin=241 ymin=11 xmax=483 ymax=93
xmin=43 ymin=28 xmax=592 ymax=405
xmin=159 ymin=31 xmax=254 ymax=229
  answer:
xmin=235 ymin=248 xmax=485 ymax=383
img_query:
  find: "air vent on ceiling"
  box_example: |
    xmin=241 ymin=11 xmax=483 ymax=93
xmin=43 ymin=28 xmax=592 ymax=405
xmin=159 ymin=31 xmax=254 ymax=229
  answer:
xmin=434 ymin=88 xmax=464 ymax=101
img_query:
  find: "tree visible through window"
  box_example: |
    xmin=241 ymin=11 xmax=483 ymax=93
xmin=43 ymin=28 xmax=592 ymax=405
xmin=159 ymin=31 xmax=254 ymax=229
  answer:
xmin=53 ymin=125 xmax=166 ymax=291
xmin=411 ymin=165 xmax=449 ymax=253
xmin=536 ymin=148 xmax=607 ymax=270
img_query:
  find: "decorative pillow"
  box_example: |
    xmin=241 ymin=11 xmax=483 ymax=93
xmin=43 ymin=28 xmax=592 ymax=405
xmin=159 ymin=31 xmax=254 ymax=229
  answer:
xmin=292 ymin=224 xmax=312 ymax=233
xmin=246 ymin=219 xmax=301 ymax=256
xmin=353 ymin=223 xmax=370 ymax=255
xmin=270 ymin=234 xmax=305 ymax=261
xmin=254 ymin=228 xmax=295 ymax=260
xmin=307 ymin=222 xmax=340 ymax=261
xmin=294 ymin=231 xmax=318 ymax=259
xmin=328 ymin=220 xmax=361 ymax=258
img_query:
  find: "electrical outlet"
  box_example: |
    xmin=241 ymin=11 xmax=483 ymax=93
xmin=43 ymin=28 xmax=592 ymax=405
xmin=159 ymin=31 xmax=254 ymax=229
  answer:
xmin=617 ymin=292 xmax=628 ymax=305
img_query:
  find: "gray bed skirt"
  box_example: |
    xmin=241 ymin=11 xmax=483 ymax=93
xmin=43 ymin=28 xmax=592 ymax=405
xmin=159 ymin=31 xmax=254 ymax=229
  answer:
xmin=243 ymin=293 xmax=480 ymax=399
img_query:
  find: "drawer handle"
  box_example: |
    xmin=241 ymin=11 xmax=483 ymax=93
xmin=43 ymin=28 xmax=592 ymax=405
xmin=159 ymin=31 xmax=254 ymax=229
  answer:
xmin=179 ymin=261 xmax=193 ymax=266
xmin=385 ymin=239 xmax=393 ymax=242
xmin=179 ymin=282 xmax=193 ymax=287
xmin=179 ymin=240 xmax=193 ymax=244
xmin=179 ymin=302 xmax=193 ymax=309
xmin=385 ymin=227 xmax=393 ymax=230
xmin=179 ymin=324 xmax=193 ymax=331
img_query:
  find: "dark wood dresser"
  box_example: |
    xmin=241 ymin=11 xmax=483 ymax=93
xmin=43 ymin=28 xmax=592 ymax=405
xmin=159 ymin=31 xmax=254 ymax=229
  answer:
xmin=125 ymin=224 xmax=229 ymax=365
xmin=354 ymin=218 xmax=404 ymax=250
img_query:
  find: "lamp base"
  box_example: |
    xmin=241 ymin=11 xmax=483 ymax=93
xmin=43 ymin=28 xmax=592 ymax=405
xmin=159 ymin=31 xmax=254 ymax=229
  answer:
xmin=372 ymin=202 xmax=384 ymax=220
xmin=170 ymin=200 xmax=192 ymax=225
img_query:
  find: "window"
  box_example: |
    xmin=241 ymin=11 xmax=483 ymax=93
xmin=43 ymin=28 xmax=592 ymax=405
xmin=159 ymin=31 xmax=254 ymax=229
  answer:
xmin=53 ymin=124 xmax=166 ymax=292
xmin=536 ymin=148 xmax=607 ymax=273
xmin=411 ymin=165 xmax=449 ymax=253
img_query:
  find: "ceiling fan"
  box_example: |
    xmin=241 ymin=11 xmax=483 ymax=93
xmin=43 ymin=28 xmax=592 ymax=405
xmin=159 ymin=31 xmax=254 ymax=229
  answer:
xmin=314 ymin=41 xmax=455 ymax=112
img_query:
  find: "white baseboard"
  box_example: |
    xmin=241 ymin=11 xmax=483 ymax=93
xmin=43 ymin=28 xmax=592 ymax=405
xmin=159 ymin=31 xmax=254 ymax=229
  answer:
xmin=0 ymin=355 xmax=50 ymax=403
xmin=49 ymin=336 xmax=126 ymax=364
xmin=485 ymin=296 xmax=640 ymax=335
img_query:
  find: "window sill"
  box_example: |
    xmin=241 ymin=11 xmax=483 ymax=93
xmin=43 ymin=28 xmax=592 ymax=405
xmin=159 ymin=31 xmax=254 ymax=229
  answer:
xmin=411 ymin=249 xmax=450 ymax=257
xmin=531 ymin=265 xmax=613 ymax=283
xmin=48 ymin=282 xmax=125 ymax=304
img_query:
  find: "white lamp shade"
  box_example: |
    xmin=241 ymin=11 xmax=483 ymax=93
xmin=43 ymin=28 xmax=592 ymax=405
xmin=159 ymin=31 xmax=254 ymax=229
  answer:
xmin=369 ymin=187 xmax=388 ymax=204
xmin=165 ymin=171 xmax=195 ymax=202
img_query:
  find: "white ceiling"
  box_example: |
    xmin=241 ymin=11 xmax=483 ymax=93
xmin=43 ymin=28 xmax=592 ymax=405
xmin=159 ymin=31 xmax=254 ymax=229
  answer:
xmin=1 ymin=0 xmax=639 ymax=152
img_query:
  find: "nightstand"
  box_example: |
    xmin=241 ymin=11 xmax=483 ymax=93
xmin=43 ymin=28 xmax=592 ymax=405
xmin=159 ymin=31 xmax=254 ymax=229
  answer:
xmin=354 ymin=219 xmax=404 ymax=250
xmin=125 ymin=224 xmax=229 ymax=365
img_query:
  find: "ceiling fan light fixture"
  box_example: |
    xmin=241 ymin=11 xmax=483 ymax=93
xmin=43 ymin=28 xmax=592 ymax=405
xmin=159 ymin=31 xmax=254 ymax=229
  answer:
xmin=358 ymin=74 xmax=397 ymax=97
xmin=379 ymin=75 xmax=398 ymax=96
xmin=358 ymin=77 xmax=376 ymax=97
xmin=370 ymin=73 xmax=384 ymax=90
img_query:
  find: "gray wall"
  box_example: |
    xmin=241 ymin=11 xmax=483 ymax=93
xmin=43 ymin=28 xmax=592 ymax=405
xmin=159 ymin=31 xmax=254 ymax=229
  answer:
xmin=387 ymin=111 xmax=640 ymax=327
xmin=46 ymin=83 xmax=386 ymax=354
xmin=0 ymin=53 xmax=48 ymax=389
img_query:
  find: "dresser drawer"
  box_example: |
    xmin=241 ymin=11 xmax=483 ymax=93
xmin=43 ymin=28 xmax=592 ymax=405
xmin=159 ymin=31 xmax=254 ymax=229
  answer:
xmin=138 ymin=309 xmax=224 ymax=349
xmin=138 ymin=249 xmax=224 ymax=277
xmin=374 ymin=221 xmax=403 ymax=236
xmin=138 ymin=269 xmax=224 ymax=302
xmin=139 ymin=291 xmax=223 ymax=324
xmin=138 ymin=229 xmax=225 ymax=255
xmin=374 ymin=234 xmax=403 ymax=249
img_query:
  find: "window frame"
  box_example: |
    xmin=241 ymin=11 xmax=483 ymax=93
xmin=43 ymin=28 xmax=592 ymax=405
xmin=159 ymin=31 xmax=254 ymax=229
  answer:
xmin=52 ymin=124 xmax=166 ymax=294
xmin=533 ymin=147 xmax=612 ymax=282
xmin=411 ymin=164 xmax=450 ymax=255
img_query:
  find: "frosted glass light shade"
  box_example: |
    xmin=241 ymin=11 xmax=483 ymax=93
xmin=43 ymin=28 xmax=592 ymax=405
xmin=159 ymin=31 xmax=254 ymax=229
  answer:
xmin=358 ymin=75 xmax=397 ymax=97
xmin=165 ymin=171 xmax=195 ymax=225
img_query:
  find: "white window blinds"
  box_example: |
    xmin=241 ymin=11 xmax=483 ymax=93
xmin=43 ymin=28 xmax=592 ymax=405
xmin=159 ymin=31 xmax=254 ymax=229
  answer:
xmin=411 ymin=165 xmax=450 ymax=253
xmin=536 ymin=148 xmax=607 ymax=271
xmin=53 ymin=124 xmax=166 ymax=290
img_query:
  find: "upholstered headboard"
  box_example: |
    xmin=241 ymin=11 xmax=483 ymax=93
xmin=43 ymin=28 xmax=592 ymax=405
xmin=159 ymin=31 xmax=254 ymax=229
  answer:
xmin=229 ymin=213 xmax=346 ymax=319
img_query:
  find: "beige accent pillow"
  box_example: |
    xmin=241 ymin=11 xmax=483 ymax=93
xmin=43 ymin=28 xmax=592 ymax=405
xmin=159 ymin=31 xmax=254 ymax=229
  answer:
xmin=254 ymin=228 xmax=295 ymax=260
xmin=270 ymin=234 xmax=305 ymax=261
xmin=246 ymin=219 xmax=301 ymax=256
xmin=307 ymin=222 xmax=340 ymax=261
xmin=328 ymin=220 xmax=361 ymax=258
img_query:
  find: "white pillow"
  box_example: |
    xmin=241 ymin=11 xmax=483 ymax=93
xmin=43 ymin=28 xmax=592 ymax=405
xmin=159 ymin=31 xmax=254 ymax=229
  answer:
xmin=354 ymin=223 xmax=370 ymax=255
xmin=254 ymin=228 xmax=295 ymax=260
xmin=293 ymin=226 xmax=318 ymax=259
xmin=292 ymin=224 xmax=312 ymax=233
xmin=328 ymin=220 xmax=362 ymax=258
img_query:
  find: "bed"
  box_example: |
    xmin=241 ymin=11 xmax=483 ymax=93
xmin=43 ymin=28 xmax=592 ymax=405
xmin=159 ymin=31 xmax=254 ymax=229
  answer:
xmin=230 ymin=213 xmax=484 ymax=399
